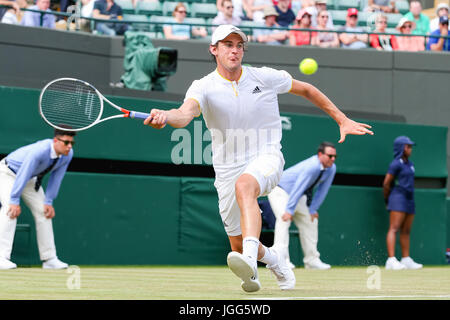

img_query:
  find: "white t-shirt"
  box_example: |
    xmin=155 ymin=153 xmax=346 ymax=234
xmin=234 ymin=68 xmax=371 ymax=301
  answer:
xmin=185 ymin=66 xmax=293 ymax=174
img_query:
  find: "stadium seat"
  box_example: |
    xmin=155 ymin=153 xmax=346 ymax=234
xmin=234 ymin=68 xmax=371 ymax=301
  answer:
xmin=395 ymin=0 xmax=409 ymax=14
xmin=149 ymin=15 xmax=173 ymax=33
xmin=357 ymin=10 xmax=374 ymax=27
xmin=162 ymin=1 xmax=191 ymax=16
xmin=123 ymin=14 xmax=151 ymax=31
xmin=329 ymin=9 xmax=347 ymax=26
xmin=136 ymin=1 xmax=163 ymax=16
xmin=238 ymin=20 xmax=262 ymax=37
xmin=335 ymin=0 xmax=361 ymax=10
xmin=386 ymin=12 xmax=402 ymax=28
xmin=115 ymin=0 xmax=135 ymax=14
xmin=190 ymin=2 xmax=218 ymax=19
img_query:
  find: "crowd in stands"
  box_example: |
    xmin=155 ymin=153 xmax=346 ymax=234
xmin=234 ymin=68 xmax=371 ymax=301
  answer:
xmin=0 ymin=0 xmax=448 ymax=51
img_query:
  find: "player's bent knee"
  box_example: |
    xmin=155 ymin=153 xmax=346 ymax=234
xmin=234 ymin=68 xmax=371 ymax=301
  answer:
xmin=235 ymin=174 xmax=260 ymax=199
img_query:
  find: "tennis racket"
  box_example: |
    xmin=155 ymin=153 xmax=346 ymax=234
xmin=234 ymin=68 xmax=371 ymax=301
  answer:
xmin=39 ymin=78 xmax=151 ymax=131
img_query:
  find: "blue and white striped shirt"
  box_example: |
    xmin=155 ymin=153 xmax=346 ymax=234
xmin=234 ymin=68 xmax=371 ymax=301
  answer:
xmin=6 ymin=139 xmax=73 ymax=205
xmin=278 ymin=155 xmax=336 ymax=215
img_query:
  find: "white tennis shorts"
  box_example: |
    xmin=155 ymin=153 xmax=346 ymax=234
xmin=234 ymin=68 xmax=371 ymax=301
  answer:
xmin=214 ymin=151 xmax=285 ymax=236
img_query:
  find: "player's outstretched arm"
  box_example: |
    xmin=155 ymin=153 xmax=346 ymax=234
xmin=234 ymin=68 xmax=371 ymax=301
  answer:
xmin=289 ymin=79 xmax=373 ymax=143
xmin=144 ymin=98 xmax=201 ymax=129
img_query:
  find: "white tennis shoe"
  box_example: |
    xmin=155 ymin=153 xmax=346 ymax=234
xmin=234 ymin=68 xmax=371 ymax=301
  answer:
xmin=0 ymin=257 xmax=17 ymax=270
xmin=266 ymin=248 xmax=296 ymax=290
xmin=400 ymin=257 xmax=423 ymax=269
xmin=43 ymin=257 xmax=68 ymax=269
xmin=227 ymin=251 xmax=261 ymax=293
xmin=385 ymin=257 xmax=406 ymax=270
xmin=305 ymin=258 xmax=331 ymax=270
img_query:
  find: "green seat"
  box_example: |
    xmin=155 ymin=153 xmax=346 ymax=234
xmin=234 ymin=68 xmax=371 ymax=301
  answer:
xmin=190 ymin=2 xmax=217 ymax=19
xmin=335 ymin=0 xmax=360 ymax=10
xmin=149 ymin=15 xmax=173 ymax=33
xmin=239 ymin=20 xmax=262 ymax=37
xmin=15 ymin=224 xmax=32 ymax=267
xmin=329 ymin=9 xmax=347 ymax=26
xmin=386 ymin=12 xmax=403 ymax=28
xmin=115 ymin=0 xmax=135 ymax=14
xmin=136 ymin=1 xmax=163 ymax=16
xmin=124 ymin=14 xmax=151 ymax=31
xmin=395 ymin=0 xmax=409 ymax=14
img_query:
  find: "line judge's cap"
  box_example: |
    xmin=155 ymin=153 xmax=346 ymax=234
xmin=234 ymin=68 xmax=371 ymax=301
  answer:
xmin=211 ymin=24 xmax=248 ymax=45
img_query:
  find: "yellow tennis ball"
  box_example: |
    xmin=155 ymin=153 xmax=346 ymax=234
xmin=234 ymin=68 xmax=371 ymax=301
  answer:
xmin=299 ymin=58 xmax=318 ymax=75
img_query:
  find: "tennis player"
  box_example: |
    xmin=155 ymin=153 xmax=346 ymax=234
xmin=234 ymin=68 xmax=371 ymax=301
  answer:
xmin=144 ymin=25 xmax=373 ymax=292
xmin=0 ymin=128 xmax=75 ymax=269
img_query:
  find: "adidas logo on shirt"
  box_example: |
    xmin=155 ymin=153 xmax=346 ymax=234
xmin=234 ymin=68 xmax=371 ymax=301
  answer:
xmin=252 ymin=86 xmax=261 ymax=94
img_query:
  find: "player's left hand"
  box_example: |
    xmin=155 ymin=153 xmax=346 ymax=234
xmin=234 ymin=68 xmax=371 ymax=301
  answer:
xmin=44 ymin=205 xmax=55 ymax=219
xmin=339 ymin=117 xmax=373 ymax=143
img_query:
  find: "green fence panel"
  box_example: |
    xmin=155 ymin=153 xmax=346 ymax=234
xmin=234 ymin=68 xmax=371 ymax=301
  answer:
xmin=12 ymin=173 xmax=182 ymax=265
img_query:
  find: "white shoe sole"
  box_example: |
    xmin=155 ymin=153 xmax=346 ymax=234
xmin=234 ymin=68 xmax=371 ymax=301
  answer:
xmin=227 ymin=252 xmax=260 ymax=293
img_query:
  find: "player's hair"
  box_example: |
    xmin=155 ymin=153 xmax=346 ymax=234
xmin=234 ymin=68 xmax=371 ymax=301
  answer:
xmin=54 ymin=125 xmax=76 ymax=137
xmin=318 ymin=141 xmax=335 ymax=153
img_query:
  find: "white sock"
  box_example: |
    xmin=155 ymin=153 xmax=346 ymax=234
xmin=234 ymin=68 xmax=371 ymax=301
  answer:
xmin=242 ymin=236 xmax=259 ymax=266
xmin=258 ymin=245 xmax=278 ymax=266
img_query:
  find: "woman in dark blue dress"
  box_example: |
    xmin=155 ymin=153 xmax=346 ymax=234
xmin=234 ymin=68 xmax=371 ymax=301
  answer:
xmin=382 ymin=136 xmax=423 ymax=270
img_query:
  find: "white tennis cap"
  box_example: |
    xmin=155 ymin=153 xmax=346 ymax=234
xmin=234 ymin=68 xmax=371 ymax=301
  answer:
xmin=211 ymin=25 xmax=248 ymax=45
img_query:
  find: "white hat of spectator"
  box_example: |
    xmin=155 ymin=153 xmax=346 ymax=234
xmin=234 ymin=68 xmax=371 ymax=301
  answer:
xmin=396 ymin=17 xmax=416 ymax=31
xmin=436 ymin=2 xmax=449 ymax=15
xmin=263 ymin=6 xmax=279 ymax=18
xmin=211 ymin=25 xmax=248 ymax=45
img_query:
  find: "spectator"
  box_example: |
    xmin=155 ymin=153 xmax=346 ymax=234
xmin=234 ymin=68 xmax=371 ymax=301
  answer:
xmin=311 ymin=9 xmax=339 ymax=47
xmin=217 ymin=0 xmax=246 ymax=20
xmin=274 ymin=0 xmax=295 ymax=27
xmin=430 ymin=2 xmax=449 ymax=32
xmin=403 ymin=0 xmax=430 ymax=35
xmin=80 ymin=0 xmax=95 ymax=32
xmin=310 ymin=0 xmax=333 ymax=29
xmin=369 ymin=13 xmax=398 ymax=50
xmin=267 ymin=141 xmax=337 ymax=270
xmin=289 ymin=7 xmax=316 ymax=46
xmin=92 ymin=0 xmax=129 ymax=36
xmin=20 ymin=0 xmax=55 ymax=28
xmin=1 ymin=0 xmax=27 ymax=24
xmin=383 ymin=136 xmax=423 ymax=270
xmin=244 ymin=0 xmax=273 ymax=22
xmin=212 ymin=0 xmax=242 ymax=30
xmin=253 ymin=5 xmax=288 ymax=45
xmin=163 ymin=2 xmax=207 ymax=40
xmin=396 ymin=17 xmax=425 ymax=52
xmin=339 ymin=8 xmax=368 ymax=49
xmin=0 ymin=0 xmax=21 ymax=22
xmin=427 ymin=15 xmax=450 ymax=51
xmin=364 ymin=0 xmax=397 ymax=13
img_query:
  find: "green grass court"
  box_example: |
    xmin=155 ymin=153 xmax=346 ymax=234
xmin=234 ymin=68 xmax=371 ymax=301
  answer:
xmin=0 ymin=266 xmax=449 ymax=300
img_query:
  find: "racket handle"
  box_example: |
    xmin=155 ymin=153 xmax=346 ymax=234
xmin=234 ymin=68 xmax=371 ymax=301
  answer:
xmin=129 ymin=111 xmax=150 ymax=119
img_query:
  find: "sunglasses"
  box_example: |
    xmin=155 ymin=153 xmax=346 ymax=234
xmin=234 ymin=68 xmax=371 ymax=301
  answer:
xmin=176 ymin=10 xmax=187 ymax=14
xmin=324 ymin=153 xmax=337 ymax=159
xmin=57 ymin=138 xmax=75 ymax=146
xmin=349 ymin=15 xmax=358 ymax=18
xmin=402 ymin=24 xmax=412 ymax=28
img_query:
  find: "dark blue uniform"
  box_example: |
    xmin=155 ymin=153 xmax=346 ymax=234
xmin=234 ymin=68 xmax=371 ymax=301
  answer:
xmin=386 ymin=136 xmax=415 ymax=214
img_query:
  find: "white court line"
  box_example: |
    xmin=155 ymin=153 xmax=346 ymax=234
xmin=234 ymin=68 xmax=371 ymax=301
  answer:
xmin=251 ymin=295 xmax=450 ymax=300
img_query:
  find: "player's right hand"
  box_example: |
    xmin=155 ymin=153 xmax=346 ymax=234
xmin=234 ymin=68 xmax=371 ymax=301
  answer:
xmin=144 ymin=109 xmax=167 ymax=129
xmin=7 ymin=204 xmax=21 ymax=219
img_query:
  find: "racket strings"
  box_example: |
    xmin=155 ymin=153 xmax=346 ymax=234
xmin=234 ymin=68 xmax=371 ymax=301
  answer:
xmin=40 ymin=80 xmax=102 ymax=130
